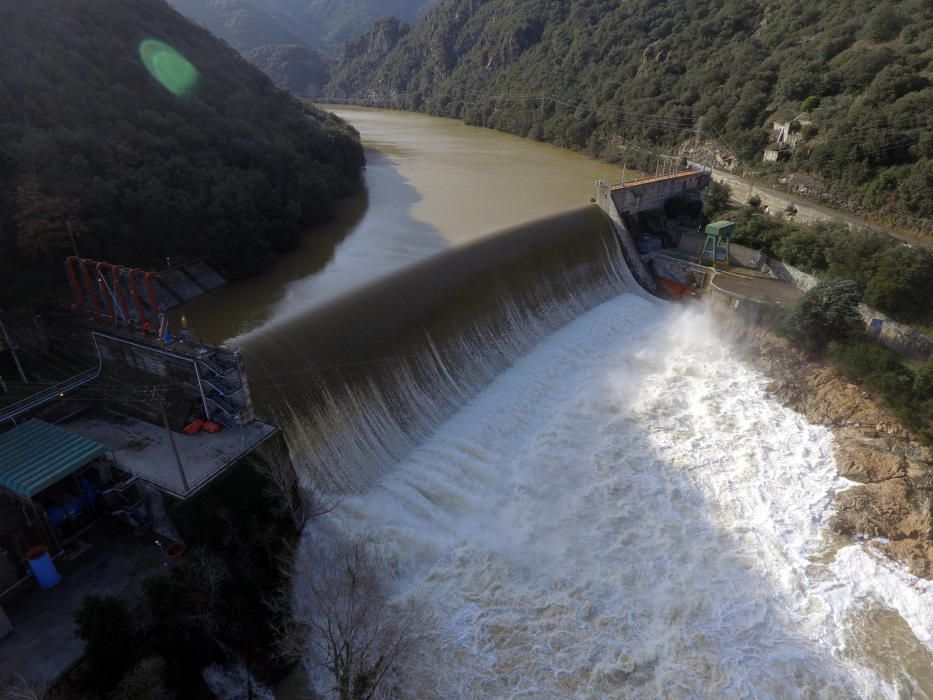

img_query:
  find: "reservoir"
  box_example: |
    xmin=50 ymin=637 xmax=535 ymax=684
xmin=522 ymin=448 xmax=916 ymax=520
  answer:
xmin=178 ymin=106 xmax=932 ymax=698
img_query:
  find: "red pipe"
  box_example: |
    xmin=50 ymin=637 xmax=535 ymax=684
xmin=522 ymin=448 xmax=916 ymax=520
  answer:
xmin=65 ymin=256 xmax=88 ymax=318
xmin=127 ymin=269 xmax=149 ymax=329
xmin=144 ymin=272 xmax=162 ymax=329
xmin=110 ymin=265 xmax=132 ymax=329
xmin=95 ymin=262 xmax=116 ymax=325
xmin=80 ymin=259 xmax=102 ymax=321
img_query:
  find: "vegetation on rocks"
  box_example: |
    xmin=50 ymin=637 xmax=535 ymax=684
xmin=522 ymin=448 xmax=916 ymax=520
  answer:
xmin=327 ymin=0 xmax=932 ymax=233
xmin=0 ymin=0 xmax=364 ymax=309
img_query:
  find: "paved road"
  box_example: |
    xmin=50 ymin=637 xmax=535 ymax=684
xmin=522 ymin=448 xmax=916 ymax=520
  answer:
xmin=697 ymin=164 xmax=930 ymax=249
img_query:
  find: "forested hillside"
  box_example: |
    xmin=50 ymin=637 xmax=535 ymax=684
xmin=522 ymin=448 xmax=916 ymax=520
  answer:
xmin=326 ymin=0 xmax=933 ymax=232
xmin=0 ymin=0 xmax=364 ymax=308
xmin=165 ymin=0 xmax=306 ymax=51
xmin=168 ymin=0 xmax=436 ymax=53
xmin=245 ymin=44 xmax=331 ymax=96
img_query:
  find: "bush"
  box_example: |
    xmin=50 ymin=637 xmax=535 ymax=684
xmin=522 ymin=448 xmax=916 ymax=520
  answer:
xmin=826 ymin=231 xmax=896 ymax=290
xmin=915 ymin=360 xmax=933 ymax=397
xmin=772 ymin=222 xmax=841 ymax=273
xmin=864 ymin=246 xmax=933 ymax=323
xmin=731 ymin=207 xmax=792 ymax=256
xmin=781 ymin=278 xmax=863 ymax=353
xmin=828 ymin=342 xmax=932 ymax=438
xmin=829 ymin=341 xmax=909 ymax=383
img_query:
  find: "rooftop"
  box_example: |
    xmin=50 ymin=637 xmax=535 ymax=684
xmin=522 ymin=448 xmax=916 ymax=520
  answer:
xmin=63 ymin=410 xmax=276 ymax=499
xmin=609 ymin=170 xmax=701 ymax=191
xmin=0 ymin=420 xmax=105 ymax=500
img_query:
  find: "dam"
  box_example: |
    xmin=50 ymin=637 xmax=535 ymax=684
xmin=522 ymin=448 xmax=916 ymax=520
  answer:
xmin=175 ymin=107 xmax=932 ymax=698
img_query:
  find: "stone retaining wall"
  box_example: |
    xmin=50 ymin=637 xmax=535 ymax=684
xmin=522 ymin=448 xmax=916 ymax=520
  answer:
xmin=769 ymin=260 xmax=932 ymax=361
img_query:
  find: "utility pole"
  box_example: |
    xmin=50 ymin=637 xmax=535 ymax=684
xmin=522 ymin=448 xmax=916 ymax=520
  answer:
xmin=0 ymin=316 xmax=28 ymax=384
xmin=154 ymin=387 xmax=190 ymax=495
xmin=66 ymin=219 xmax=80 ymax=257
xmin=695 ymin=117 xmax=704 ymax=146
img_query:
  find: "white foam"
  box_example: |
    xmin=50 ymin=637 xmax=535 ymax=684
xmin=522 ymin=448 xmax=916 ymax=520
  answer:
xmin=299 ymin=298 xmax=931 ymax=698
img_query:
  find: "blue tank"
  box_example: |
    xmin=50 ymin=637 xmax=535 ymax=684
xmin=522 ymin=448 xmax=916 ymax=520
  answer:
xmin=26 ymin=546 xmax=61 ymax=590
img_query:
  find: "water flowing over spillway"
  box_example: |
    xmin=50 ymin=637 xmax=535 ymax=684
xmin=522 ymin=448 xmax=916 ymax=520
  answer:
xmin=247 ymin=207 xmax=644 ymax=490
xmin=298 ymin=298 xmax=932 ymax=698
xmin=174 ymin=108 xmax=930 ymax=697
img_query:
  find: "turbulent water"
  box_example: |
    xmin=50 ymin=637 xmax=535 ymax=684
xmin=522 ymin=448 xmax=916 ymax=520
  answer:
xmin=299 ymin=297 xmax=932 ymax=698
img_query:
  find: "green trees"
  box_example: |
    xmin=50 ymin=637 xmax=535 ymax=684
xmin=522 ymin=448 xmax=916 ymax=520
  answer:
xmin=772 ymin=223 xmax=840 ymax=273
xmin=781 ymin=278 xmax=864 ymax=353
xmin=75 ymin=594 xmax=139 ymax=691
xmin=325 ymin=0 xmax=931 ymax=231
xmin=864 ymin=246 xmax=933 ymax=323
xmin=0 ymin=0 xmax=364 ymax=309
xmin=825 ymin=231 xmax=895 ymax=290
xmin=862 ymin=6 xmax=904 ymax=42
xmin=702 ymin=181 xmax=732 ymax=221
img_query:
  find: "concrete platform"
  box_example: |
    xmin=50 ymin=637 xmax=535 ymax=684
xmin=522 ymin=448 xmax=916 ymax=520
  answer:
xmin=711 ymin=268 xmax=803 ymax=307
xmin=64 ymin=411 xmax=276 ymax=498
xmin=0 ymin=519 xmax=163 ymax=687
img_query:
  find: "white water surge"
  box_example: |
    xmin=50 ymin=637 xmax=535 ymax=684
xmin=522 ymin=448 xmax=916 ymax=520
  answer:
xmin=300 ymin=296 xmax=932 ymax=698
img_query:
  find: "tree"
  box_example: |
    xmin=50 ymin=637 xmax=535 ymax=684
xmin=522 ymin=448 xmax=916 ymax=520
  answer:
xmin=826 ymin=231 xmax=894 ymax=291
xmin=283 ymin=540 xmax=417 ymax=700
xmin=781 ymin=278 xmax=864 ymax=353
xmin=74 ymin=594 xmax=139 ymax=691
xmin=863 ymin=7 xmax=903 ymax=42
xmin=702 ymin=181 xmax=731 ymax=221
xmin=13 ymin=181 xmax=81 ymax=259
xmin=251 ymin=435 xmax=339 ymax=531
xmin=114 ymin=657 xmax=175 ymax=700
xmin=0 ymin=675 xmax=46 ymax=700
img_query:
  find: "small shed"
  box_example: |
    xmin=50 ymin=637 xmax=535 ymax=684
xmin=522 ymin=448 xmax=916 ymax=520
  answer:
xmin=0 ymin=420 xmax=106 ymax=500
xmin=0 ymin=420 xmax=107 ymax=557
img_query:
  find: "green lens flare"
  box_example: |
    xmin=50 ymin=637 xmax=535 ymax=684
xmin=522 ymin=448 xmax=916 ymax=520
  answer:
xmin=139 ymin=39 xmax=198 ymax=96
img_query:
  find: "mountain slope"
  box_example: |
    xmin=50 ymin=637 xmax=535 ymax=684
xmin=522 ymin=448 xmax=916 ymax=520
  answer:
xmin=327 ymin=0 xmax=932 ymax=231
xmin=245 ymin=43 xmax=331 ymax=96
xmin=168 ymin=0 xmax=436 ymax=53
xmin=166 ymin=0 xmax=307 ymax=51
xmin=0 ymin=0 xmax=364 ymax=307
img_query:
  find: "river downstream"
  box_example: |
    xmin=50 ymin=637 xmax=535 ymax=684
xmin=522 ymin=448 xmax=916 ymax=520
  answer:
xmin=177 ymin=107 xmax=931 ymax=698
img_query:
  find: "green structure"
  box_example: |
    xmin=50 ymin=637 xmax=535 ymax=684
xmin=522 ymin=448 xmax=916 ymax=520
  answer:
xmin=700 ymin=220 xmax=735 ymax=266
xmin=0 ymin=419 xmax=105 ymax=499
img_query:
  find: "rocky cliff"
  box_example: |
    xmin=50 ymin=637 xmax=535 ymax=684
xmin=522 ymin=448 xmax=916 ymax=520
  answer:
xmin=742 ymin=325 xmax=932 ymax=578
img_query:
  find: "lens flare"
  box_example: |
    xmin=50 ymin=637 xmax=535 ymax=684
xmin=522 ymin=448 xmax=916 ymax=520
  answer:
xmin=139 ymin=39 xmax=198 ymax=96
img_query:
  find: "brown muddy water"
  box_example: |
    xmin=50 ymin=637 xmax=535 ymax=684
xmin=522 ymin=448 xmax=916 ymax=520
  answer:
xmin=173 ymin=106 xmax=628 ymax=345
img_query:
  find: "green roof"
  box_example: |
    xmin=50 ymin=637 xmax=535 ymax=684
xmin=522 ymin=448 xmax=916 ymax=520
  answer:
xmin=0 ymin=419 xmax=106 ymax=499
xmin=706 ymin=220 xmax=736 ymax=236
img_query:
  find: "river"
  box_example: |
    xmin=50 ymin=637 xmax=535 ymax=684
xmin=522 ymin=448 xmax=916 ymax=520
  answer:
xmin=178 ymin=107 xmax=931 ymax=699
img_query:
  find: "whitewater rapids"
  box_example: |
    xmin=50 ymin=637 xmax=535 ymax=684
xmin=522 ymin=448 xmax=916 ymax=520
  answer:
xmin=301 ymin=295 xmax=932 ymax=699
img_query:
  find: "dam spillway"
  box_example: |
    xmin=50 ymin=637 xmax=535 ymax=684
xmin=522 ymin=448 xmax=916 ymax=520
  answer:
xmin=243 ymin=206 xmax=643 ymax=491
xmin=174 ymin=107 xmax=931 ymax=698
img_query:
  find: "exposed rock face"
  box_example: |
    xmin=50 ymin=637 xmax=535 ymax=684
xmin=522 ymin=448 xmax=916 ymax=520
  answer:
xmin=738 ymin=323 xmax=932 ymax=579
